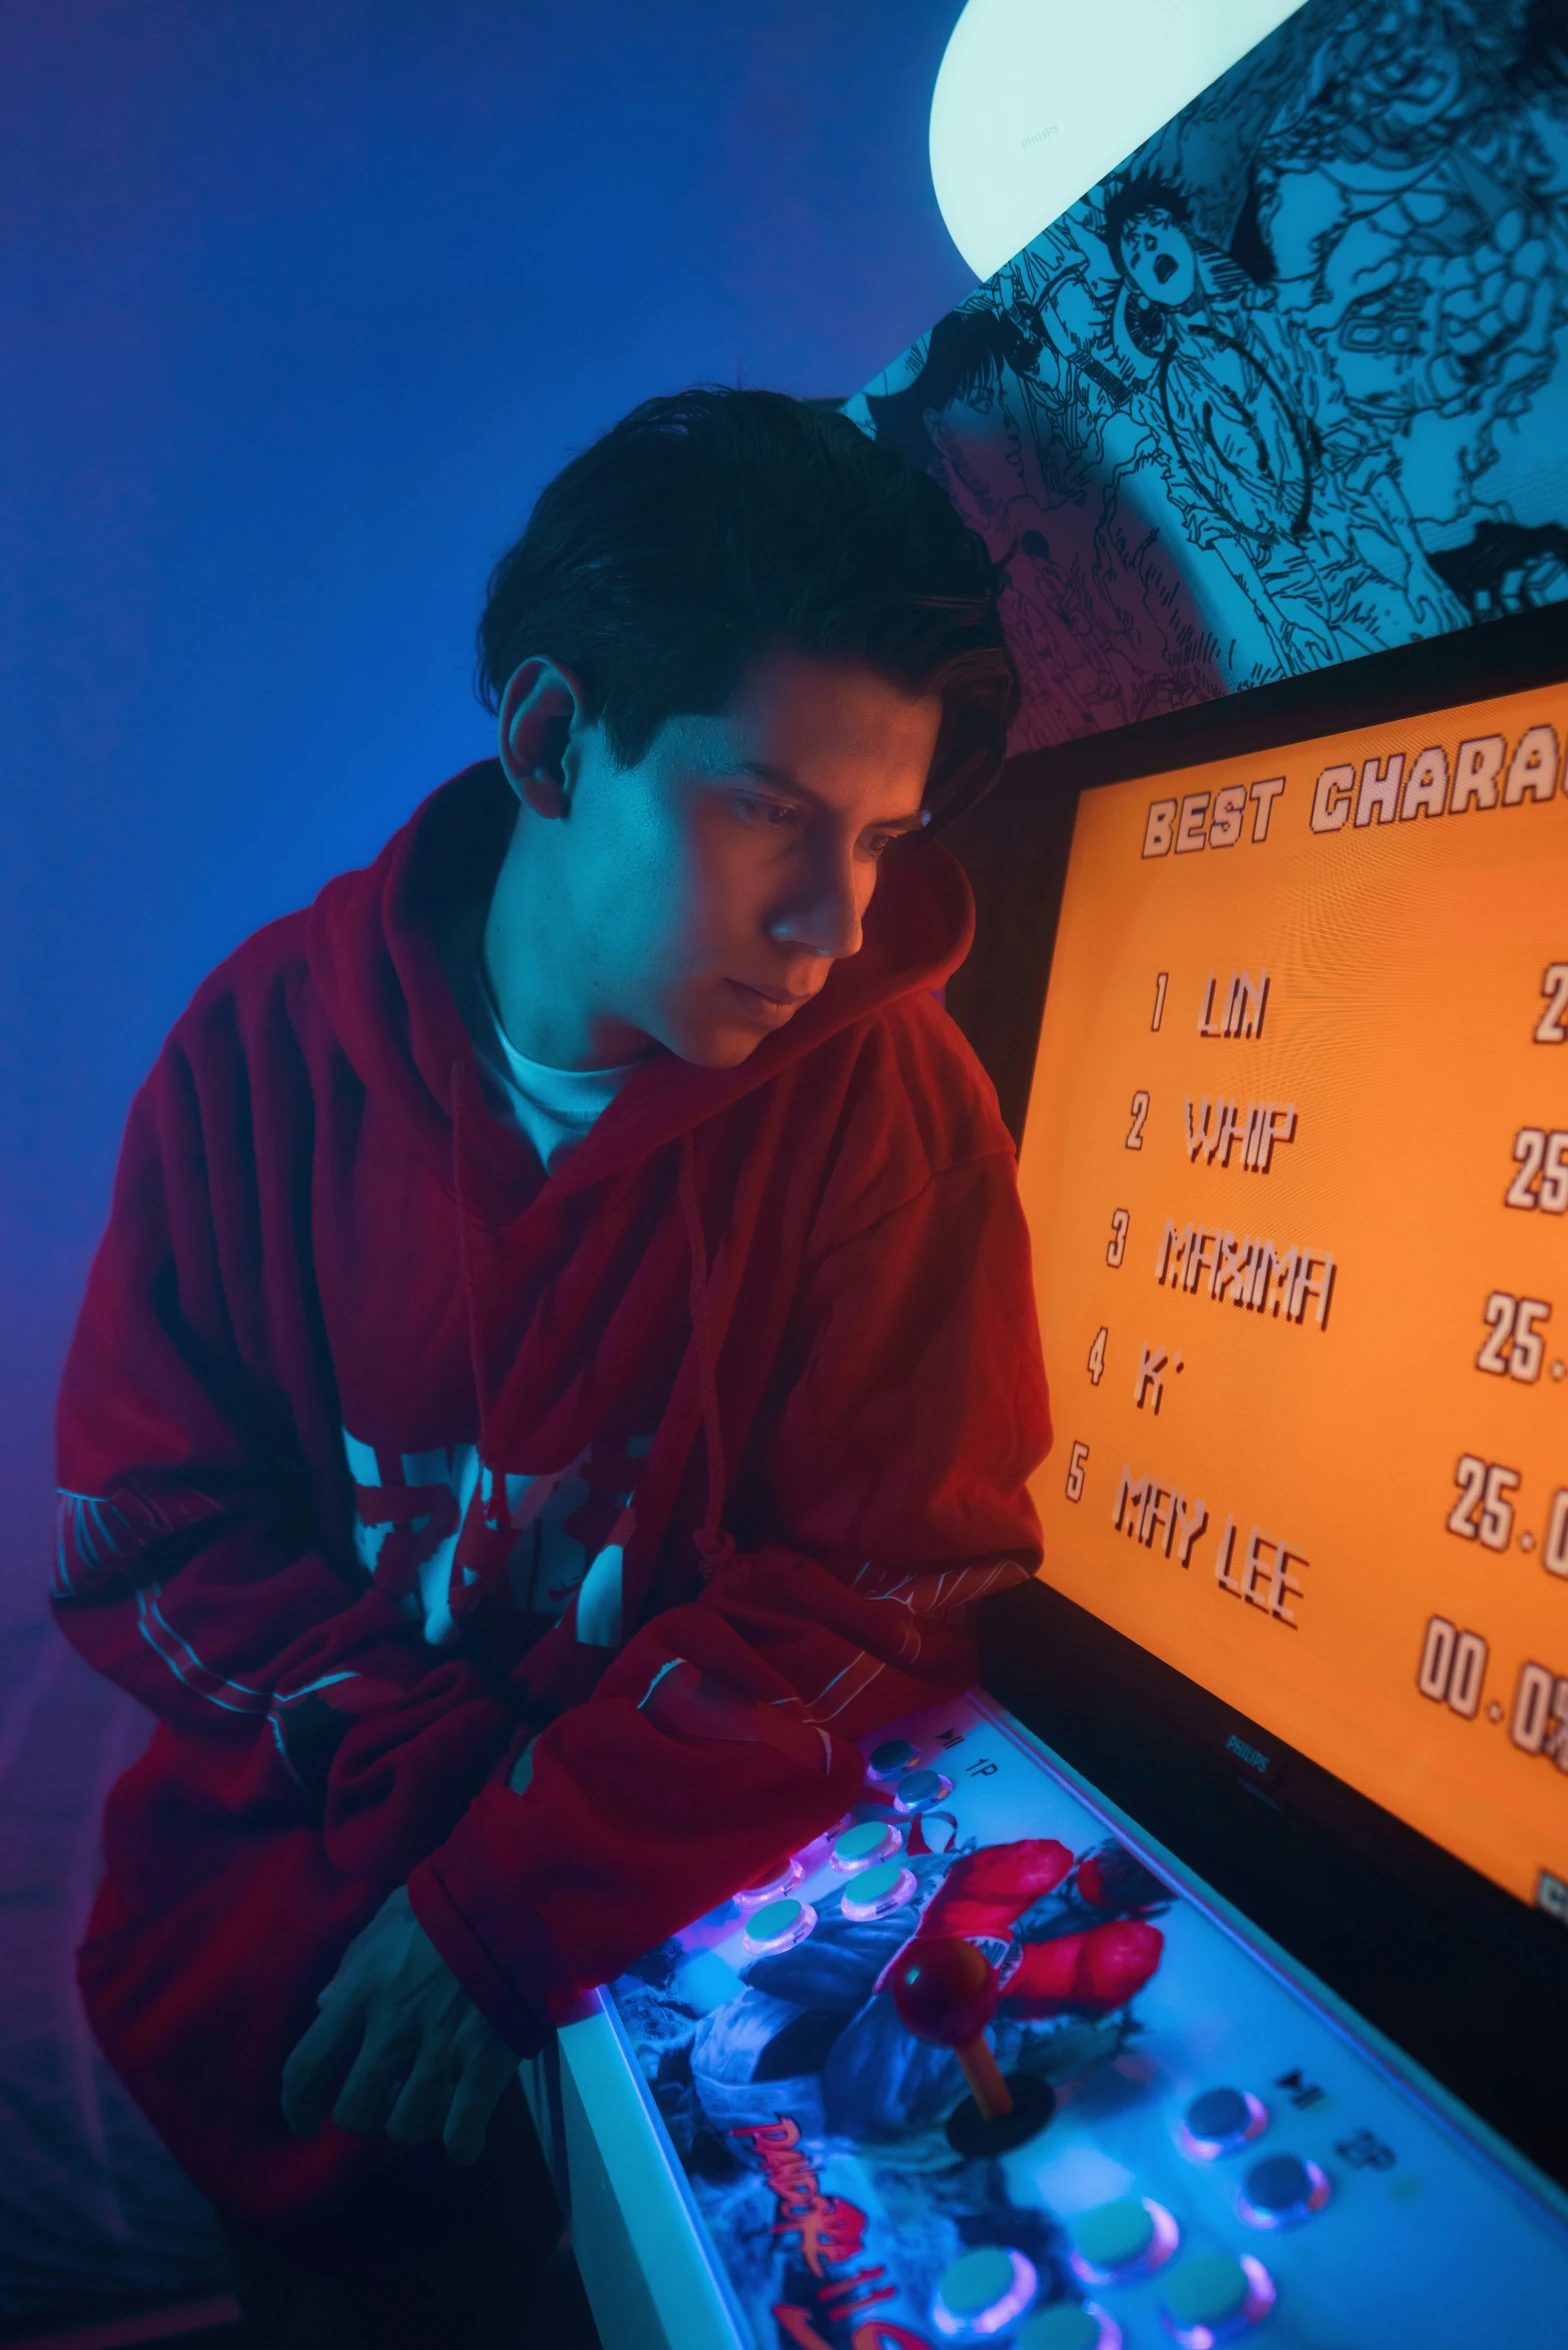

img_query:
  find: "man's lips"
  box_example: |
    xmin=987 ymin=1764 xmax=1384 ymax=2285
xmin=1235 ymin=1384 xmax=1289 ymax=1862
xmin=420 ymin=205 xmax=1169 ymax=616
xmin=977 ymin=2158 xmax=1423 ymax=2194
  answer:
xmin=724 ymin=978 xmax=818 ymax=1024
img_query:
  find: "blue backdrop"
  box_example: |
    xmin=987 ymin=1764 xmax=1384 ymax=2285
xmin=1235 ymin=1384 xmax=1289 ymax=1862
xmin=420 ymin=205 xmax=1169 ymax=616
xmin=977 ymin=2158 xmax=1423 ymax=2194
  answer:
xmin=0 ymin=0 xmax=973 ymax=1636
xmin=0 ymin=5 xmax=969 ymax=2324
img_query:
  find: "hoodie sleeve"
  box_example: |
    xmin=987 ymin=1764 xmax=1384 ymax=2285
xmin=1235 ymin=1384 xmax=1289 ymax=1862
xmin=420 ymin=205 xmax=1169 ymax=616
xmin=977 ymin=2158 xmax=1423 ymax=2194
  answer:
xmin=53 ymin=1022 xmax=511 ymax=1887
xmin=408 ymin=1139 xmax=1051 ymax=2051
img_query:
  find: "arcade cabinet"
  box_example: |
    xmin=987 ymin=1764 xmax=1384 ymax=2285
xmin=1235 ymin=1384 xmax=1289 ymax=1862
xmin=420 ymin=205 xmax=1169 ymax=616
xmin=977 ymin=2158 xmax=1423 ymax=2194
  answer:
xmin=521 ymin=605 xmax=1568 ymax=2350
xmin=520 ymin=2 xmax=1568 ymax=2335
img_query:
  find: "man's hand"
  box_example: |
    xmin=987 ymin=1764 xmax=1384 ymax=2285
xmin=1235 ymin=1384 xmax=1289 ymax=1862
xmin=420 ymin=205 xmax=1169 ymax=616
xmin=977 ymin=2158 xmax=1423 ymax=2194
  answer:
xmin=281 ymin=1885 xmax=518 ymax=2164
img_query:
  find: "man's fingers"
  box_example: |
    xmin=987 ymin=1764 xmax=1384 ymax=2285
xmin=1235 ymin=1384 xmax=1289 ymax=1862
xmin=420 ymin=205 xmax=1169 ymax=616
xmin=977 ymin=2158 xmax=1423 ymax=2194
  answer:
xmin=383 ymin=2051 xmax=457 ymax=2148
xmin=278 ymin=1884 xmax=512 ymax=2159
xmin=442 ymin=2039 xmax=518 ymax=2167
xmin=281 ymin=2002 xmax=362 ymax=2139
xmin=331 ymin=2026 xmax=414 ymax=2137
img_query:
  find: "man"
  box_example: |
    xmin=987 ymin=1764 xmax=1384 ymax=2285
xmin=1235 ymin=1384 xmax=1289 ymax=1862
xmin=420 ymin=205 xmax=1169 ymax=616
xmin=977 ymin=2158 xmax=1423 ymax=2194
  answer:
xmin=54 ymin=389 xmax=1051 ymax=2343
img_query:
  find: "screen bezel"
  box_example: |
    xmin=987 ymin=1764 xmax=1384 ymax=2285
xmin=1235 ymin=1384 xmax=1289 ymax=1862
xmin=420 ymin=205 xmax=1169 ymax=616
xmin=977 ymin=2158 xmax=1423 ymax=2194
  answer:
xmin=946 ymin=600 xmax=1568 ymax=2187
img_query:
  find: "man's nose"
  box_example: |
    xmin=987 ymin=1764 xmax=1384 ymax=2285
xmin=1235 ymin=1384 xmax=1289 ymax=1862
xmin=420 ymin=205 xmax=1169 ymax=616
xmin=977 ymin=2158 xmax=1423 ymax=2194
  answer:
xmin=768 ymin=839 xmax=865 ymax=963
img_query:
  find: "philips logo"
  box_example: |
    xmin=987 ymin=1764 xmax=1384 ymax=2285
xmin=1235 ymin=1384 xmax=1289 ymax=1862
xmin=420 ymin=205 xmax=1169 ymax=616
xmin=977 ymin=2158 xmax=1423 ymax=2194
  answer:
xmin=1226 ymin=1733 xmax=1270 ymax=1775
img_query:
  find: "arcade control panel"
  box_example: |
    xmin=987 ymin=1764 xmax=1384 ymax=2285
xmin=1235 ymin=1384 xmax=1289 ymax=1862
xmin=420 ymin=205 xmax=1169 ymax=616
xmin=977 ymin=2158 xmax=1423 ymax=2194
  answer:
xmin=544 ymin=1689 xmax=1568 ymax=2350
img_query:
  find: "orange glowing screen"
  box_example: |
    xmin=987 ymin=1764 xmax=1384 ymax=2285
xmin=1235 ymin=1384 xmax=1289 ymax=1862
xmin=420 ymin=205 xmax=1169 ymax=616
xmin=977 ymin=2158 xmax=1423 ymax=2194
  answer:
xmin=1017 ymin=680 xmax=1568 ymax=1915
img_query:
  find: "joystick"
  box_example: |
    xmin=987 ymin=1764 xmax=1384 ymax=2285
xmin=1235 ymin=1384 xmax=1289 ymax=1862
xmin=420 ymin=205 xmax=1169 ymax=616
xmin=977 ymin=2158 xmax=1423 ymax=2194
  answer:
xmin=889 ymin=1936 xmax=1055 ymax=2156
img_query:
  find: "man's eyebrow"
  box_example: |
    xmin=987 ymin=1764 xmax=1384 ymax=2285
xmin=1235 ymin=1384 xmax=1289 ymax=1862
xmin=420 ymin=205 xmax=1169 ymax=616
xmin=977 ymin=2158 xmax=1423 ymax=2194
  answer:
xmin=732 ymin=759 xmax=928 ymax=831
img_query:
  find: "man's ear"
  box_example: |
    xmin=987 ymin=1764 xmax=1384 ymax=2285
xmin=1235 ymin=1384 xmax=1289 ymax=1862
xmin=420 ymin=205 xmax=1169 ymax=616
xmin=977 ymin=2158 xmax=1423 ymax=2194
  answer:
xmin=497 ymin=657 xmax=587 ymax=817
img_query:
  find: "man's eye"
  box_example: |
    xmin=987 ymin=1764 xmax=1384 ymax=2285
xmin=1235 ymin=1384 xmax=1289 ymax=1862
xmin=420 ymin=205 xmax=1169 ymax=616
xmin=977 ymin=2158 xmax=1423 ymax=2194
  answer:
xmin=734 ymin=794 xmax=799 ymax=830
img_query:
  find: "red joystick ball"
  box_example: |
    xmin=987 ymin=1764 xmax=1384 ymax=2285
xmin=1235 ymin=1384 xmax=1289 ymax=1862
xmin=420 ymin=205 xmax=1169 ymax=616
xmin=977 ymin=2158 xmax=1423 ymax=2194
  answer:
xmin=891 ymin=1936 xmax=998 ymax=2045
xmin=889 ymin=1937 xmax=1013 ymax=2121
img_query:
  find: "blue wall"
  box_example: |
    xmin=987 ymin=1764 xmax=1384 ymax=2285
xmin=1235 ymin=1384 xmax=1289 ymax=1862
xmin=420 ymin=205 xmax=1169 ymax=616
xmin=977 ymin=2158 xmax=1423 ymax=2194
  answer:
xmin=0 ymin=0 xmax=973 ymax=1627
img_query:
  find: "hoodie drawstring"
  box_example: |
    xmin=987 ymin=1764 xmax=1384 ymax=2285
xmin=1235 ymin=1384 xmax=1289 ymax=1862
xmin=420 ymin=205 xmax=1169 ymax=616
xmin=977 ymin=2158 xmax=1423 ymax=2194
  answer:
xmin=444 ymin=1059 xmax=522 ymax=1621
xmin=448 ymin=1076 xmax=735 ymax=1611
xmin=679 ymin=1130 xmax=737 ymax=1582
xmin=450 ymin=1058 xmax=494 ymax=1433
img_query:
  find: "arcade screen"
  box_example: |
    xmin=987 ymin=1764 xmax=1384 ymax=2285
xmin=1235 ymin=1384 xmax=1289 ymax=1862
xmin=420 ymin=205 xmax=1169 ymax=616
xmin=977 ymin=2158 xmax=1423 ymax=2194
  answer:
xmin=1016 ymin=677 xmax=1568 ymax=1919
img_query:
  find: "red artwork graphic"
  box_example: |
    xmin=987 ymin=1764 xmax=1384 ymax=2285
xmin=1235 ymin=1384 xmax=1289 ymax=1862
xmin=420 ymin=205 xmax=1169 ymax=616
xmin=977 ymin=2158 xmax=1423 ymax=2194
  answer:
xmin=733 ymin=2116 xmax=931 ymax=2349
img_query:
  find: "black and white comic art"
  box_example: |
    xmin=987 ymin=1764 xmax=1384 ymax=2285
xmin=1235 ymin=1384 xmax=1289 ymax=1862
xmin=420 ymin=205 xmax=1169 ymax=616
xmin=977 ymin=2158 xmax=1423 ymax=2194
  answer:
xmin=848 ymin=0 xmax=1568 ymax=751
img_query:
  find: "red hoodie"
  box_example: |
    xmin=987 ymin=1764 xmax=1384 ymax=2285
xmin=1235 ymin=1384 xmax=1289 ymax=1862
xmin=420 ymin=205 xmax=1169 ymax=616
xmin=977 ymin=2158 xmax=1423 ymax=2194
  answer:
xmin=53 ymin=761 xmax=1050 ymax=2267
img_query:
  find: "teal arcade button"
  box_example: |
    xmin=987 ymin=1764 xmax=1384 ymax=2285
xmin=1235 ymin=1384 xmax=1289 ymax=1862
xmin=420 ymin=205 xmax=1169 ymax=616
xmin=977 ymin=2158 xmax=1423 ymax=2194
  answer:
xmin=833 ymin=1820 xmax=897 ymax=1867
xmin=1162 ymin=2249 xmax=1275 ymax=2344
xmin=741 ymin=1896 xmax=816 ymax=1956
xmin=869 ymin=1736 xmax=918 ymax=1776
xmin=748 ymin=1897 xmax=800 ymax=1938
xmin=1019 ymin=2304 xmax=1110 ymax=2350
xmin=1164 ymin=2253 xmax=1250 ymax=2331
xmin=933 ymin=2246 xmax=1038 ymax=2336
xmin=1074 ymin=2199 xmax=1152 ymax=2271
xmin=840 ymin=1859 xmax=916 ymax=1921
xmin=940 ymin=2246 xmax=1016 ymax=2318
xmin=1070 ymin=2195 xmax=1179 ymax=2287
xmin=849 ymin=1860 xmax=904 ymax=1903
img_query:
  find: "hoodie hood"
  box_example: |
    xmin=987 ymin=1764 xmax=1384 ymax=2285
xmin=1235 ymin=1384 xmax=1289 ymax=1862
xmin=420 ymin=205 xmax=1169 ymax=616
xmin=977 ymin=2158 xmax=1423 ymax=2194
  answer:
xmin=305 ymin=758 xmax=976 ymax=1215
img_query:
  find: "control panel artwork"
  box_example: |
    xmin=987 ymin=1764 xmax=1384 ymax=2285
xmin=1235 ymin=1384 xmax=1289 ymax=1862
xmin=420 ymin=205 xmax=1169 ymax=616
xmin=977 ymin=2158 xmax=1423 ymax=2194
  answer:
xmin=605 ymin=1692 xmax=1568 ymax=2349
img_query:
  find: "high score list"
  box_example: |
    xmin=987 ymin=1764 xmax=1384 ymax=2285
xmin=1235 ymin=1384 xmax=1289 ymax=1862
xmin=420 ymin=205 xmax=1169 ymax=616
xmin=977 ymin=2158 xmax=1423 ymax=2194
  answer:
xmin=1018 ymin=681 xmax=1568 ymax=1918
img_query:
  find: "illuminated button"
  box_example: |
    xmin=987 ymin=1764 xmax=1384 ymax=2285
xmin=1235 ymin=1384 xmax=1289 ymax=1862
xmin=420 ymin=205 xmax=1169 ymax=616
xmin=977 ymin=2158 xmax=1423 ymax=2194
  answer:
xmin=1069 ymin=2197 xmax=1179 ymax=2287
xmin=741 ymin=1897 xmax=816 ymax=1957
xmin=933 ymin=2245 xmax=1038 ymax=2338
xmin=1162 ymin=2250 xmax=1276 ymax=2346
xmin=1238 ymin=2153 xmax=1330 ymax=2230
xmin=832 ymin=1820 xmax=903 ymax=1872
xmin=734 ymin=1857 xmax=803 ymax=1912
xmin=870 ymin=1737 xmax=919 ymax=1777
xmin=1180 ymin=2087 xmax=1269 ymax=2159
xmin=895 ymin=1767 xmax=954 ymax=1812
xmin=840 ymin=1860 xmax=918 ymax=1921
xmin=1019 ymin=2302 xmax=1121 ymax=2350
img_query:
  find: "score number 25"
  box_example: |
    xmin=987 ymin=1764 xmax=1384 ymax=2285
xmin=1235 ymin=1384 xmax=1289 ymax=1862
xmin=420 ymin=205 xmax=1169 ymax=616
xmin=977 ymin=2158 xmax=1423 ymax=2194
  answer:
xmin=1505 ymin=1128 xmax=1568 ymax=1213
xmin=1476 ymin=1292 xmax=1551 ymax=1382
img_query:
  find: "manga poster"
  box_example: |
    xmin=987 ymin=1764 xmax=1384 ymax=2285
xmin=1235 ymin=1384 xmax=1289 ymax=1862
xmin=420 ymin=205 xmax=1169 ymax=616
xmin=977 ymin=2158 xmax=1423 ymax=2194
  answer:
xmin=847 ymin=0 xmax=1568 ymax=752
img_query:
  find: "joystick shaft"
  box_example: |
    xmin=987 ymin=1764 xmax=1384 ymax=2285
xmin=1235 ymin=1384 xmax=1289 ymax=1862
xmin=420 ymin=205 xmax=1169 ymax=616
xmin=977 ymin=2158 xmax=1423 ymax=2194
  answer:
xmin=889 ymin=1935 xmax=1054 ymax=2153
xmin=889 ymin=1936 xmax=1013 ymax=2116
xmin=955 ymin=2031 xmax=1014 ymax=2121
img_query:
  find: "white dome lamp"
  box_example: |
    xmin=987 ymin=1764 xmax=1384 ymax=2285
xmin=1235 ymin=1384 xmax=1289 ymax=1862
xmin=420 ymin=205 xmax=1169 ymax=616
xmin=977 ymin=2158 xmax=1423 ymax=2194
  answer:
xmin=930 ymin=0 xmax=1310 ymax=282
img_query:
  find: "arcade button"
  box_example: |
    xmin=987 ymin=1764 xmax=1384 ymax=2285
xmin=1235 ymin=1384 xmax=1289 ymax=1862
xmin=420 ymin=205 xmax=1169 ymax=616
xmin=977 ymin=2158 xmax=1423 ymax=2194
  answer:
xmin=1237 ymin=2152 xmax=1330 ymax=2230
xmin=1019 ymin=2302 xmax=1121 ymax=2350
xmin=869 ymin=1736 xmax=919 ymax=1778
xmin=840 ymin=1859 xmax=918 ymax=1921
xmin=1180 ymin=2087 xmax=1269 ymax=2160
xmin=741 ymin=1896 xmax=817 ymax=1957
xmin=932 ymin=2245 xmax=1039 ymax=2340
xmin=831 ymin=1819 xmax=903 ymax=1873
xmin=734 ymin=1857 xmax=803 ymax=1912
xmin=1069 ymin=2196 xmax=1180 ymax=2287
xmin=1161 ymin=2250 xmax=1276 ymax=2346
xmin=894 ymin=1767 xmax=955 ymax=1812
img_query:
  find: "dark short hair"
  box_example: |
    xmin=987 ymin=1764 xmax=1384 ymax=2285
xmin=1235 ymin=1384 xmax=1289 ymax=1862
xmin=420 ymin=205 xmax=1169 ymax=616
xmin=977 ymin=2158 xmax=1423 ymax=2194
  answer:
xmin=476 ymin=387 xmax=1019 ymax=828
xmin=1102 ymin=174 xmax=1193 ymax=272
